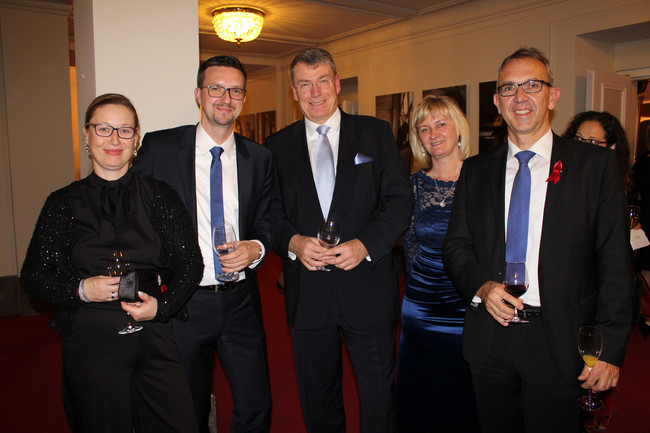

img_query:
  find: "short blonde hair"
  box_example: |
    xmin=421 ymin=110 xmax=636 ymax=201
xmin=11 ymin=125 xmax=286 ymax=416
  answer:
xmin=410 ymin=95 xmax=470 ymax=171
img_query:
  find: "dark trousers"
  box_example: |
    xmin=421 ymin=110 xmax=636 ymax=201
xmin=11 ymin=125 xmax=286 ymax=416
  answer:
xmin=469 ymin=317 xmax=581 ymax=433
xmin=291 ymin=297 xmax=397 ymax=433
xmin=62 ymin=303 xmax=198 ymax=433
xmin=173 ymin=281 xmax=272 ymax=433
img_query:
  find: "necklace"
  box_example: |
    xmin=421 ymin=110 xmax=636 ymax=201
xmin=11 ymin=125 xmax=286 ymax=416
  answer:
xmin=433 ymin=178 xmax=457 ymax=207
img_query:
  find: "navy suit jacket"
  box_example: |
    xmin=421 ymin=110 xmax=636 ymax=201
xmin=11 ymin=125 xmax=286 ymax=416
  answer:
xmin=266 ymin=110 xmax=413 ymax=330
xmin=443 ymin=134 xmax=633 ymax=385
xmin=131 ymin=124 xmax=273 ymax=323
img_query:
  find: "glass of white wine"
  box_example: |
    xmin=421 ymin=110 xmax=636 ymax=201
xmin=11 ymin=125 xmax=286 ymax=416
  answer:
xmin=316 ymin=218 xmax=341 ymax=271
xmin=212 ymin=224 xmax=240 ymax=283
xmin=577 ymin=325 xmax=603 ymax=411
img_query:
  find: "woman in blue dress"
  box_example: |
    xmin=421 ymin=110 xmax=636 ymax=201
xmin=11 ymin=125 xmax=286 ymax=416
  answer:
xmin=396 ymin=95 xmax=480 ymax=432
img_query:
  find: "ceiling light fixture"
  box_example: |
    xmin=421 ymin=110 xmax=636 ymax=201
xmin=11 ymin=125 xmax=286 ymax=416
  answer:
xmin=212 ymin=6 xmax=265 ymax=44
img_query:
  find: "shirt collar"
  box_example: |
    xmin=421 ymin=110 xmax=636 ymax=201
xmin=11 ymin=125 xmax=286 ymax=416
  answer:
xmin=196 ymin=123 xmax=236 ymax=156
xmin=507 ymin=128 xmax=553 ymax=162
xmin=304 ymin=107 xmax=341 ymax=137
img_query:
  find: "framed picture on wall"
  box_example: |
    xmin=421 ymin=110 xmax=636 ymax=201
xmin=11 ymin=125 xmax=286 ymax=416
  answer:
xmin=235 ymin=113 xmax=257 ymax=142
xmin=422 ymin=85 xmax=467 ymax=114
xmin=375 ymin=91 xmax=413 ymax=173
xmin=256 ymin=110 xmax=276 ymax=145
xmin=478 ymin=81 xmax=507 ymax=153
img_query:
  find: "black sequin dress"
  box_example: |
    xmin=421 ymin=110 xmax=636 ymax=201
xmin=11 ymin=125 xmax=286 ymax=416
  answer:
xmin=20 ymin=170 xmax=203 ymax=432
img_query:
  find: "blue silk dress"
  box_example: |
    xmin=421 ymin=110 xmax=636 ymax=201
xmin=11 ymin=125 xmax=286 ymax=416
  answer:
xmin=396 ymin=170 xmax=480 ymax=432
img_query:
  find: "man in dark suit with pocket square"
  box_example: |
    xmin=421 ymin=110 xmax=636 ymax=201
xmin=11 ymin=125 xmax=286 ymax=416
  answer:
xmin=443 ymin=47 xmax=633 ymax=433
xmin=266 ymin=48 xmax=413 ymax=433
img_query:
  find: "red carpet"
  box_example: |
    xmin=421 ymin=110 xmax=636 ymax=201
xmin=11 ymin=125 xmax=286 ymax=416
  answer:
xmin=1 ymin=252 xmax=649 ymax=432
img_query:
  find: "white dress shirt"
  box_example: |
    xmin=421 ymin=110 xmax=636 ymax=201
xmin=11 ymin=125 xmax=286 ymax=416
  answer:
xmin=195 ymin=124 xmax=262 ymax=285
xmin=305 ymin=108 xmax=341 ymax=179
xmin=504 ymin=129 xmax=553 ymax=306
xmin=472 ymin=129 xmax=553 ymax=306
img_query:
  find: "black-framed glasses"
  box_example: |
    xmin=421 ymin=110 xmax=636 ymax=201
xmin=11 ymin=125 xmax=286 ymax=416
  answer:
xmin=87 ymin=123 xmax=137 ymax=139
xmin=295 ymin=78 xmax=334 ymax=93
xmin=201 ymin=85 xmax=247 ymax=100
xmin=496 ymin=80 xmax=552 ymax=97
xmin=574 ymin=136 xmax=609 ymax=146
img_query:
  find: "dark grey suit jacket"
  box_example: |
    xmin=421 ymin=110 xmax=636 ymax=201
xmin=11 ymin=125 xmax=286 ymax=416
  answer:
xmin=443 ymin=134 xmax=633 ymax=385
xmin=131 ymin=124 xmax=273 ymax=323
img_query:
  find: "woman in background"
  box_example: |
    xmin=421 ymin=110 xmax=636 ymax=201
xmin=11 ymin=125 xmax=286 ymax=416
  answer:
xmin=21 ymin=93 xmax=202 ymax=433
xmin=396 ymin=95 xmax=479 ymax=432
xmin=563 ymin=110 xmax=632 ymax=189
xmin=563 ymin=110 xmax=632 ymax=432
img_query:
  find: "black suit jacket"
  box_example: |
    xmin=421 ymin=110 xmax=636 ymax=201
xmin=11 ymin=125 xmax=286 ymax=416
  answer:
xmin=443 ymin=134 xmax=633 ymax=385
xmin=266 ymin=110 xmax=413 ymax=330
xmin=131 ymin=124 xmax=273 ymax=323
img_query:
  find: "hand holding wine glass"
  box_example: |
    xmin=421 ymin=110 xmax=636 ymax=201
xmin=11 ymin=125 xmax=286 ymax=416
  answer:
xmin=316 ymin=218 xmax=341 ymax=271
xmin=212 ymin=224 xmax=240 ymax=282
xmin=577 ymin=325 xmax=603 ymax=411
xmin=107 ymin=251 xmax=143 ymax=335
xmin=502 ymin=262 xmax=529 ymax=324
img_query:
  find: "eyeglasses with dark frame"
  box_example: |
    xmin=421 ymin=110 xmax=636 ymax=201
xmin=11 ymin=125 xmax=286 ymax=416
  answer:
xmin=201 ymin=85 xmax=247 ymax=100
xmin=574 ymin=136 xmax=609 ymax=146
xmin=87 ymin=123 xmax=137 ymax=139
xmin=496 ymin=80 xmax=553 ymax=97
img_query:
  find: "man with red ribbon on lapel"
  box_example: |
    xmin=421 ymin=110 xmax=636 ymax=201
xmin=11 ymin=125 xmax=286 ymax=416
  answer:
xmin=443 ymin=47 xmax=633 ymax=433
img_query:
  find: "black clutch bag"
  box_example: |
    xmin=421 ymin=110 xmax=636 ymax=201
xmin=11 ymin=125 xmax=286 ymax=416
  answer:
xmin=118 ymin=271 xmax=139 ymax=302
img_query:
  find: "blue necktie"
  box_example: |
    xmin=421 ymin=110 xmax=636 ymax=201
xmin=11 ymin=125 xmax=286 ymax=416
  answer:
xmin=210 ymin=146 xmax=224 ymax=277
xmin=506 ymin=150 xmax=535 ymax=262
xmin=315 ymin=125 xmax=335 ymax=218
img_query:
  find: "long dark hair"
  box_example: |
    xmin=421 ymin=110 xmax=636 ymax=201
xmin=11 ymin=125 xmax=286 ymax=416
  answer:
xmin=563 ymin=111 xmax=631 ymax=182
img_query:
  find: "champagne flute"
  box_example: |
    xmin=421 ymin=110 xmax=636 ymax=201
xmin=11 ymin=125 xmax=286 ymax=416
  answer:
xmin=107 ymin=251 xmax=143 ymax=335
xmin=577 ymin=325 xmax=603 ymax=411
xmin=316 ymin=218 xmax=341 ymax=271
xmin=502 ymin=262 xmax=529 ymax=324
xmin=212 ymin=224 xmax=240 ymax=282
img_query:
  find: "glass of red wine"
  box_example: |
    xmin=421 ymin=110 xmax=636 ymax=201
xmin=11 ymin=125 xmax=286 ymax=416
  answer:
xmin=107 ymin=251 xmax=143 ymax=335
xmin=502 ymin=261 xmax=529 ymax=324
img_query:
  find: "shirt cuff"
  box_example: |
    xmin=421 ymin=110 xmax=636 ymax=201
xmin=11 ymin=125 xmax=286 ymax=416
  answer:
xmin=248 ymin=239 xmax=265 ymax=268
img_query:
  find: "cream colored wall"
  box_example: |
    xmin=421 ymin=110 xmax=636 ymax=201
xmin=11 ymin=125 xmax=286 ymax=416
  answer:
xmin=265 ymin=0 xmax=650 ymax=156
xmin=74 ymin=0 xmax=200 ymax=176
xmin=0 ymin=1 xmax=73 ymax=276
xmin=616 ymin=39 xmax=650 ymax=71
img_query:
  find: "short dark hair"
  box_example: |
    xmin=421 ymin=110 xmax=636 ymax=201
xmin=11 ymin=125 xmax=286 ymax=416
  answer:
xmin=562 ymin=110 xmax=631 ymax=179
xmin=289 ymin=48 xmax=337 ymax=84
xmin=84 ymin=93 xmax=139 ymax=129
xmin=197 ymin=55 xmax=247 ymax=88
xmin=497 ymin=47 xmax=554 ymax=85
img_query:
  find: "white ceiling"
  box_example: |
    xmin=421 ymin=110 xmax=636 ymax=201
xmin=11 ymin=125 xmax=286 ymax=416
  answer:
xmin=198 ymin=0 xmax=470 ymax=58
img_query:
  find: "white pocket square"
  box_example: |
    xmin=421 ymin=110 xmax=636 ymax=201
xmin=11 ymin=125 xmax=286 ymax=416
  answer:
xmin=354 ymin=153 xmax=373 ymax=165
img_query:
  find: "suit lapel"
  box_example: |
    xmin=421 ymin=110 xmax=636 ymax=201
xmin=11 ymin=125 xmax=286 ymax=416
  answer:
xmin=490 ymin=144 xmax=508 ymax=256
xmin=539 ymin=135 xmax=571 ymax=272
xmin=292 ymin=120 xmax=326 ymax=220
xmin=178 ymin=126 xmax=198 ymax=228
xmin=329 ymin=112 xmax=359 ymax=219
xmin=235 ymin=133 xmax=251 ymax=239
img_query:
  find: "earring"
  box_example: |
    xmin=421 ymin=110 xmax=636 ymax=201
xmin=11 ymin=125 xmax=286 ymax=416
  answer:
xmin=133 ymin=148 xmax=138 ymax=156
xmin=84 ymin=140 xmax=89 ymax=152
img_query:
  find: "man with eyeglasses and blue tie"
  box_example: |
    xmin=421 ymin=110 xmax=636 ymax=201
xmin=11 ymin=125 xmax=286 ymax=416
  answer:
xmin=132 ymin=55 xmax=272 ymax=433
xmin=266 ymin=48 xmax=412 ymax=433
xmin=443 ymin=47 xmax=633 ymax=433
